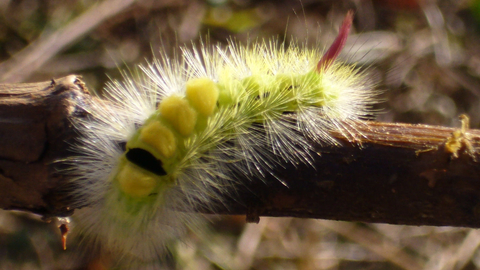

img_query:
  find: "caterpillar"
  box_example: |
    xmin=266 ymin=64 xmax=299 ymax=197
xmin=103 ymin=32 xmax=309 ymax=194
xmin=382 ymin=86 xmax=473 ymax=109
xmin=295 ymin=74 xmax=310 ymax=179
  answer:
xmin=68 ymin=11 xmax=377 ymax=268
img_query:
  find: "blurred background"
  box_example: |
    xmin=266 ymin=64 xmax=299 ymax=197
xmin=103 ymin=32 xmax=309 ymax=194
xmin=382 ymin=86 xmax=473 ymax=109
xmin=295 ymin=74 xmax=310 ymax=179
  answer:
xmin=1 ymin=0 xmax=480 ymax=269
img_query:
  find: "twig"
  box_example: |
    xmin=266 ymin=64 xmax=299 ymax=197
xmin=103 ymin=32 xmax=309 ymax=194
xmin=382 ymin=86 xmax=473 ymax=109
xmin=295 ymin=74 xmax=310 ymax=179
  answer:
xmin=0 ymin=0 xmax=136 ymax=83
xmin=1 ymin=76 xmax=480 ymax=230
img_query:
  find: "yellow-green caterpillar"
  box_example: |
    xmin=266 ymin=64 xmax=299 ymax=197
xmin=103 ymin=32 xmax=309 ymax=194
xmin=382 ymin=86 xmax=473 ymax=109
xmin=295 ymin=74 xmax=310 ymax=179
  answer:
xmin=69 ymin=11 xmax=376 ymax=267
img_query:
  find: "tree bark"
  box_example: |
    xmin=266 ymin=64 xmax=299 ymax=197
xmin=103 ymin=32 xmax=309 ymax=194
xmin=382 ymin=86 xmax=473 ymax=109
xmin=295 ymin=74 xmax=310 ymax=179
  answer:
xmin=0 ymin=75 xmax=91 ymax=217
xmin=1 ymin=76 xmax=480 ymax=228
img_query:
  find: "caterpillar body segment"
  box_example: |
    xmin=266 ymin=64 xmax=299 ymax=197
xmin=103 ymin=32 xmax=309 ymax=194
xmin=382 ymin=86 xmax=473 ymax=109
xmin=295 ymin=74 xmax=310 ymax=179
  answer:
xmin=69 ymin=12 xmax=377 ymax=267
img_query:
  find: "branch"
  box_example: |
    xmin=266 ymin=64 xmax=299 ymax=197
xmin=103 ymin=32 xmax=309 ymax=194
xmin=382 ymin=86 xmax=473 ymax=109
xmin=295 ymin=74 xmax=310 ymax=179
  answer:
xmin=0 ymin=76 xmax=91 ymax=217
xmin=1 ymin=76 xmax=480 ymax=228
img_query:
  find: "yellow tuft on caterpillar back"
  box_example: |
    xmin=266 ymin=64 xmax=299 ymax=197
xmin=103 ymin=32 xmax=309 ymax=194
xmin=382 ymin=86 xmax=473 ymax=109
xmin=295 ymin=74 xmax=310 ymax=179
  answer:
xmin=186 ymin=78 xmax=219 ymax=116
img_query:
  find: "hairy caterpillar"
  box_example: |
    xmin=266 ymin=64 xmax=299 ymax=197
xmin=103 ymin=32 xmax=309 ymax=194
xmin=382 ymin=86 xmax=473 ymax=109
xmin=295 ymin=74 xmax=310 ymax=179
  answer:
xmin=69 ymin=11 xmax=377 ymax=268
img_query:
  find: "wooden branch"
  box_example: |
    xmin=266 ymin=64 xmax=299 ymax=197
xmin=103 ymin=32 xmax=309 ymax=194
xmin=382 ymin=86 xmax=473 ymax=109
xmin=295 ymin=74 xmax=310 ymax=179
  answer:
xmin=220 ymin=121 xmax=480 ymax=227
xmin=0 ymin=76 xmax=91 ymax=217
xmin=1 ymin=76 xmax=480 ymax=228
